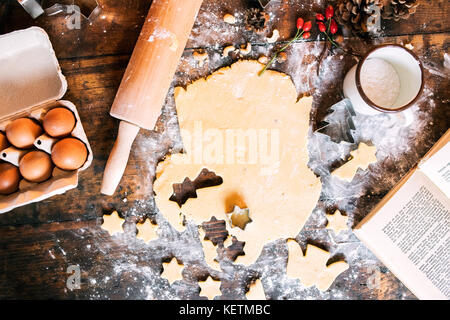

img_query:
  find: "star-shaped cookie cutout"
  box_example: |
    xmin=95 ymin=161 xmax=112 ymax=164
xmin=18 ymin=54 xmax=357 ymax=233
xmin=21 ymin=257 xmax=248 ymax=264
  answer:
xmin=246 ymin=278 xmax=266 ymax=300
xmin=286 ymin=240 xmax=349 ymax=291
xmin=326 ymin=210 xmax=349 ymax=235
xmin=199 ymin=228 xmax=220 ymax=271
xmin=201 ymin=216 xmax=228 ymax=246
xmin=332 ymin=142 xmax=377 ymax=182
xmin=136 ymin=219 xmax=159 ymax=243
xmin=223 ymin=236 xmax=245 ymax=261
xmin=161 ymin=258 xmax=184 ymax=285
xmin=101 ymin=211 xmax=125 ymax=236
xmin=227 ymin=205 xmax=252 ymax=230
xmin=198 ymin=276 xmax=221 ymax=300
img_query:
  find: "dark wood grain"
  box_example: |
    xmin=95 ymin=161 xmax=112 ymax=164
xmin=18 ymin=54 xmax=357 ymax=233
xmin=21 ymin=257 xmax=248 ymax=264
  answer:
xmin=0 ymin=0 xmax=448 ymax=300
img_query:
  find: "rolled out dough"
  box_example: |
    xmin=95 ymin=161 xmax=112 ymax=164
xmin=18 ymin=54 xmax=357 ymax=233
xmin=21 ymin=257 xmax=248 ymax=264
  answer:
xmin=101 ymin=211 xmax=125 ymax=236
xmin=136 ymin=219 xmax=159 ymax=243
xmin=161 ymin=258 xmax=184 ymax=285
xmin=199 ymin=276 xmax=221 ymax=300
xmin=246 ymin=278 xmax=266 ymax=300
xmin=154 ymin=60 xmax=322 ymax=265
xmin=326 ymin=210 xmax=349 ymax=235
xmin=286 ymin=240 xmax=349 ymax=291
xmin=331 ymin=142 xmax=377 ymax=182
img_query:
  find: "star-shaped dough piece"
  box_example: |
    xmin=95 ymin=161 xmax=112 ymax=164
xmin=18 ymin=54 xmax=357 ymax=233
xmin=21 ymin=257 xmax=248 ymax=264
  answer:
xmin=161 ymin=258 xmax=184 ymax=285
xmin=101 ymin=211 xmax=125 ymax=236
xmin=227 ymin=205 xmax=252 ymax=230
xmin=286 ymin=240 xmax=349 ymax=291
xmin=198 ymin=276 xmax=221 ymax=300
xmin=199 ymin=228 xmax=220 ymax=271
xmin=332 ymin=142 xmax=377 ymax=182
xmin=136 ymin=219 xmax=159 ymax=243
xmin=326 ymin=210 xmax=349 ymax=235
xmin=246 ymin=278 xmax=266 ymax=300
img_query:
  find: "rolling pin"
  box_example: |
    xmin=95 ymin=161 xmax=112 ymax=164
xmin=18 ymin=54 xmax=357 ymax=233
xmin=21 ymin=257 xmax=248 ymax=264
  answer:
xmin=101 ymin=0 xmax=204 ymax=195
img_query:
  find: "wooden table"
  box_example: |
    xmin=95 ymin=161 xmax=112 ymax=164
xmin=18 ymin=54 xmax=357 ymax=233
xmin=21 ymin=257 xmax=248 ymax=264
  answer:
xmin=0 ymin=0 xmax=448 ymax=299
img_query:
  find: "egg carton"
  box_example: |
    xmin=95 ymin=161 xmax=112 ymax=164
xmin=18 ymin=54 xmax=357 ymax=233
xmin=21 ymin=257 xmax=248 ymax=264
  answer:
xmin=0 ymin=27 xmax=93 ymax=213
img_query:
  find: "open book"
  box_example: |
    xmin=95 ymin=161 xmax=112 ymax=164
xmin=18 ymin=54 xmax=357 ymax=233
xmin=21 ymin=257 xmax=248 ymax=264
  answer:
xmin=354 ymin=129 xmax=450 ymax=300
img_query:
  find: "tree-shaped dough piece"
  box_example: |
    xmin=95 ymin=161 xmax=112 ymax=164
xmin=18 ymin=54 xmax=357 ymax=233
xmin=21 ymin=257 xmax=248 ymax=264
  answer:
xmin=136 ymin=219 xmax=159 ymax=243
xmin=198 ymin=276 xmax=221 ymax=300
xmin=286 ymin=240 xmax=349 ymax=291
xmin=246 ymin=278 xmax=266 ymax=300
xmin=101 ymin=211 xmax=125 ymax=236
xmin=331 ymin=142 xmax=377 ymax=182
xmin=326 ymin=210 xmax=349 ymax=235
xmin=161 ymin=258 xmax=184 ymax=285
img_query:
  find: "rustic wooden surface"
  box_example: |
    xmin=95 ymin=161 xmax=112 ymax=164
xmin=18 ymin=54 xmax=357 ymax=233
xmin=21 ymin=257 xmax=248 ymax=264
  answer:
xmin=0 ymin=0 xmax=449 ymax=300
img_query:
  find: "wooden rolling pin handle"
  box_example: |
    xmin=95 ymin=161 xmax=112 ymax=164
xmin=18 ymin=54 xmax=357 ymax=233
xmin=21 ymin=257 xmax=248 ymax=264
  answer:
xmin=100 ymin=121 xmax=140 ymax=196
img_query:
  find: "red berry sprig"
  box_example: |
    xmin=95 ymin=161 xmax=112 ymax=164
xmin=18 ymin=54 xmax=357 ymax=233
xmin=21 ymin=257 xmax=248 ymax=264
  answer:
xmin=259 ymin=17 xmax=312 ymax=76
xmin=316 ymin=5 xmax=340 ymax=48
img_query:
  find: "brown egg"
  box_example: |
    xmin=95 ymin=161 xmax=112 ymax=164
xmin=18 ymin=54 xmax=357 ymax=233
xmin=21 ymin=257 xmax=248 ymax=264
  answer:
xmin=43 ymin=107 xmax=76 ymax=138
xmin=0 ymin=162 xmax=20 ymax=195
xmin=52 ymin=138 xmax=88 ymax=171
xmin=6 ymin=118 xmax=42 ymax=149
xmin=19 ymin=151 xmax=53 ymax=183
xmin=0 ymin=132 xmax=10 ymax=151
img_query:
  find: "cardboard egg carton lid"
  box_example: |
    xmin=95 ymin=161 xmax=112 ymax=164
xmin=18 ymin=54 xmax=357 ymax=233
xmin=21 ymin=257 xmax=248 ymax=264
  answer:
xmin=0 ymin=26 xmax=67 ymax=119
xmin=0 ymin=27 xmax=92 ymax=214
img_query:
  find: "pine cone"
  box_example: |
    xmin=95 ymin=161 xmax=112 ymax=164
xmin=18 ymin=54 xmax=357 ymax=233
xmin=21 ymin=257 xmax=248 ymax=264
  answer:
xmin=244 ymin=7 xmax=270 ymax=34
xmin=335 ymin=0 xmax=383 ymax=34
xmin=381 ymin=0 xmax=419 ymax=21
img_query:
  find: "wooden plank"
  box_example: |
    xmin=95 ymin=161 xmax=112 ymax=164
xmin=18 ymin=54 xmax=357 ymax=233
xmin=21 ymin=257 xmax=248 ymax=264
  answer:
xmin=0 ymin=0 xmax=448 ymax=59
xmin=0 ymin=0 xmax=448 ymax=300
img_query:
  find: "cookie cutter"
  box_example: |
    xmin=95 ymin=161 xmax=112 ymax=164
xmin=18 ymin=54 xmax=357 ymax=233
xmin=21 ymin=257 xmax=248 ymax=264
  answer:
xmin=257 ymin=0 xmax=273 ymax=8
xmin=17 ymin=0 xmax=99 ymax=20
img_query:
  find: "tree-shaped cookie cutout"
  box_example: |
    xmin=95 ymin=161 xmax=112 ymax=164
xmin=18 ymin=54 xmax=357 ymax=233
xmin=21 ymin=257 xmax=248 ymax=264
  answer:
xmin=198 ymin=276 xmax=221 ymax=300
xmin=246 ymin=278 xmax=266 ymax=300
xmin=331 ymin=142 xmax=377 ymax=182
xmin=161 ymin=258 xmax=184 ymax=285
xmin=136 ymin=219 xmax=159 ymax=243
xmin=101 ymin=211 xmax=125 ymax=236
xmin=326 ymin=210 xmax=349 ymax=235
xmin=286 ymin=240 xmax=349 ymax=291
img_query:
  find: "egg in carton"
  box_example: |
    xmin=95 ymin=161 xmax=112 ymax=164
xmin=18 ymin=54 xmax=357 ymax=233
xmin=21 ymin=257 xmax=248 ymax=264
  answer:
xmin=0 ymin=27 xmax=93 ymax=214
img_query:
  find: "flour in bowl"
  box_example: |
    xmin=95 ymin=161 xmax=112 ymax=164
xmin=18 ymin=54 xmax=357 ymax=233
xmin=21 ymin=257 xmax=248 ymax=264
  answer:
xmin=360 ymin=58 xmax=401 ymax=108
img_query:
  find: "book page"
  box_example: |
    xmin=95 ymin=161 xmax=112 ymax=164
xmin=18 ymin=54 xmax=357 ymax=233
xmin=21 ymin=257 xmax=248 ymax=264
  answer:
xmin=419 ymin=140 xmax=450 ymax=198
xmin=355 ymin=170 xmax=450 ymax=300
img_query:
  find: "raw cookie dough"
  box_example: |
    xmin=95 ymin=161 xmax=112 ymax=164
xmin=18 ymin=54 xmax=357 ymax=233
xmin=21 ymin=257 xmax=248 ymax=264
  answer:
xmin=331 ymin=142 xmax=377 ymax=182
xmin=246 ymin=278 xmax=266 ymax=300
xmin=136 ymin=219 xmax=159 ymax=243
xmin=286 ymin=240 xmax=349 ymax=291
xmin=326 ymin=210 xmax=348 ymax=235
xmin=198 ymin=276 xmax=221 ymax=300
xmin=154 ymin=60 xmax=322 ymax=265
xmin=101 ymin=211 xmax=125 ymax=236
xmin=161 ymin=258 xmax=184 ymax=285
